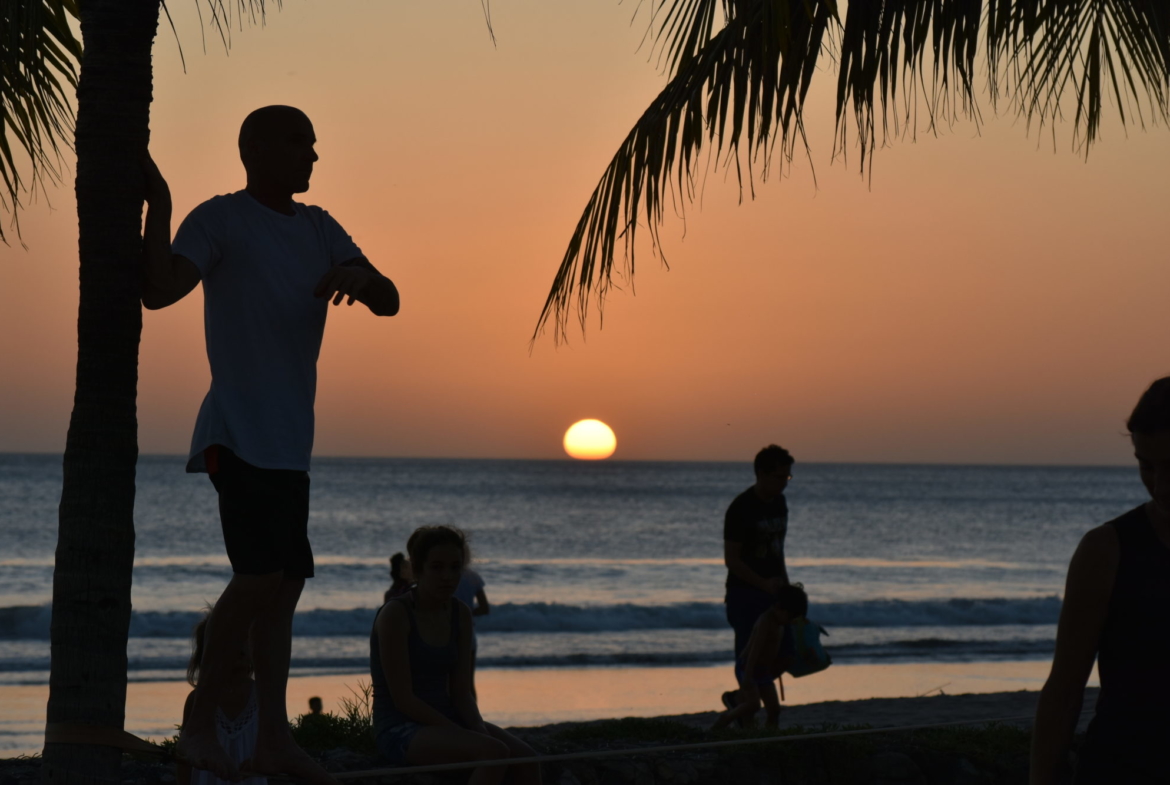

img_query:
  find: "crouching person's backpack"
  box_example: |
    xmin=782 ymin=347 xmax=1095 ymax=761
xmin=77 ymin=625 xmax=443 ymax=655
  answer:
xmin=786 ymin=617 xmax=831 ymax=677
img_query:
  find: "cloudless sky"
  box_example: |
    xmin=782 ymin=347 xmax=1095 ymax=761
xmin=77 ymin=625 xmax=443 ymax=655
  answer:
xmin=1 ymin=1 xmax=1168 ymax=465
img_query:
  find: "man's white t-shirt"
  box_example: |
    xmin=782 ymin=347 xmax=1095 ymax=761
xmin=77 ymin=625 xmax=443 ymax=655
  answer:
xmin=173 ymin=190 xmax=363 ymax=472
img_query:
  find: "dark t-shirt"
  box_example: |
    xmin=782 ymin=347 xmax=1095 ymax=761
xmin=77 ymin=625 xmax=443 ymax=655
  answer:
xmin=724 ymin=486 xmax=788 ymax=590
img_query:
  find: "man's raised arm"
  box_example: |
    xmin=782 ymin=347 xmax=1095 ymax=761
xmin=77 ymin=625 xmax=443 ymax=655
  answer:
xmin=141 ymin=154 xmax=201 ymax=310
xmin=315 ymin=257 xmax=400 ymax=317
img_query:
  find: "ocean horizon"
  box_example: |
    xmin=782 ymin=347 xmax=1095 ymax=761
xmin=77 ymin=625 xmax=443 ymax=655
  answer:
xmin=1 ymin=450 xmax=1139 ymax=467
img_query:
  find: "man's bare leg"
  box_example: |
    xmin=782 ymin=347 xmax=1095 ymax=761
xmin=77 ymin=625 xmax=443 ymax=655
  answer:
xmin=247 ymin=576 xmax=339 ymax=785
xmin=176 ymin=571 xmax=283 ymax=781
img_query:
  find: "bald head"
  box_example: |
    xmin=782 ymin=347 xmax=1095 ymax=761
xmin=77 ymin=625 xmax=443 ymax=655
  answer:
xmin=239 ymin=105 xmax=311 ymax=155
xmin=238 ymin=105 xmax=318 ymax=196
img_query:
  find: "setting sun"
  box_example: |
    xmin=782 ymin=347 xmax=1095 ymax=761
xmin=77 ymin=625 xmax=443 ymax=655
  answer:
xmin=563 ymin=419 xmax=617 ymax=460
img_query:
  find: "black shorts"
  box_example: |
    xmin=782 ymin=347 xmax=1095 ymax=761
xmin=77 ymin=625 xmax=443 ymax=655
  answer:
xmin=725 ymin=583 xmax=776 ymax=659
xmin=206 ymin=445 xmax=314 ymax=579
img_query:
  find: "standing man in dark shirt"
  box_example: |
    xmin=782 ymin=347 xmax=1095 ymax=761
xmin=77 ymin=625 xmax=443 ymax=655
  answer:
xmin=722 ymin=444 xmax=794 ymax=714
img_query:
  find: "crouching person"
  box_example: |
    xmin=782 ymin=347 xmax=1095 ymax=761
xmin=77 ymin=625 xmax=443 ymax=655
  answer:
xmin=713 ymin=584 xmax=809 ymax=730
xmin=370 ymin=526 xmax=541 ymax=785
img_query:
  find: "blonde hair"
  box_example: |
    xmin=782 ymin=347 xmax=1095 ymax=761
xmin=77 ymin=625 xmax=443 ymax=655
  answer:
xmin=186 ymin=606 xmax=253 ymax=687
xmin=186 ymin=610 xmax=211 ymax=687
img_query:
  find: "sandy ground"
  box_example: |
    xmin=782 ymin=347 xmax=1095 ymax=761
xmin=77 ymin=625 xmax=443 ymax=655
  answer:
xmin=0 ymin=660 xmax=1096 ymax=757
xmin=646 ymin=687 xmax=1097 ymax=735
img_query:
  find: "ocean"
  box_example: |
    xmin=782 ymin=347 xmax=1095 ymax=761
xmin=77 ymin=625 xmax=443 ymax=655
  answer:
xmin=0 ymin=454 xmax=1145 ymax=686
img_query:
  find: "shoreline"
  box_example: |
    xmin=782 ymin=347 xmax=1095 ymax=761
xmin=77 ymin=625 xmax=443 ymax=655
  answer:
xmin=0 ymin=660 xmax=1092 ymax=758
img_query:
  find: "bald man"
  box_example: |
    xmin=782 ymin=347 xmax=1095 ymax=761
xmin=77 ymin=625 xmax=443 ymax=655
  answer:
xmin=143 ymin=106 xmax=398 ymax=784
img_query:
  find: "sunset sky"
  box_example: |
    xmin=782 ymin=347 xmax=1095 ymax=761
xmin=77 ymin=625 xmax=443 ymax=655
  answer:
xmin=1 ymin=1 xmax=1168 ymax=465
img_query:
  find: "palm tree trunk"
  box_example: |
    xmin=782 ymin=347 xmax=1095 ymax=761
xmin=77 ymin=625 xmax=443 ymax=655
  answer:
xmin=42 ymin=1 xmax=160 ymax=783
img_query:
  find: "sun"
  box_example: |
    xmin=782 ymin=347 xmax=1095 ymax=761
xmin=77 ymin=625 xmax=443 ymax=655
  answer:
xmin=563 ymin=419 xmax=617 ymax=460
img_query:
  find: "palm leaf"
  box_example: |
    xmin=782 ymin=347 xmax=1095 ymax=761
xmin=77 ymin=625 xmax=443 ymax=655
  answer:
xmin=0 ymin=1 xmax=288 ymax=244
xmin=0 ymin=0 xmax=80 ymax=244
xmin=535 ymin=0 xmax=1170 ymax=341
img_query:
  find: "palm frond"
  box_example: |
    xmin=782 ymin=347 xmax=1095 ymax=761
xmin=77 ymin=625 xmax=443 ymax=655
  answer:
xmin=536 ymin=0 xmax=1170 ymax=341
xmin=165 ymin=0 xmax=280 ymax=61
xmin=0 ymin=1 xmax=288 ymax=245
xmin=0 ymin=0 xmax=81 ymax=244
xmin=536 ymin=0 xmax=835 ymax=341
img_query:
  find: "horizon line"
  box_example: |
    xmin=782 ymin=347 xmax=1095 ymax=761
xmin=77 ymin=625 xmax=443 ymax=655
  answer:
xmin=0 ymin=451 xmax=1136 ymax=470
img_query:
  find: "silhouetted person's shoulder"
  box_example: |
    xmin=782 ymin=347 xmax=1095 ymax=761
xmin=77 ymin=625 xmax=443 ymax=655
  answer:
xmin=1104 ymin=503 xmax=1149 ymax=532
xmin=726 ymin=486 xmax=786 ymax=519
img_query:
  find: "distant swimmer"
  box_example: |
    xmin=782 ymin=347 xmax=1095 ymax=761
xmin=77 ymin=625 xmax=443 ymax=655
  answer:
xmin=385 ymin=552 xmax=413 ymax=603
xmin=143 ymin=105 xmax=400 ymax=785
xmin=1031 ymin=377 xmax=1170 ymax=784
xmin=370 ymin=526 xmax=540 ymax=785
xmin=721 ymin=445 xmax=794 ymax=717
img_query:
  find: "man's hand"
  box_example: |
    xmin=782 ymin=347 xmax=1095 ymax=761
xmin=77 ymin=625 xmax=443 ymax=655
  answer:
xmin=314 ymin=265 xmax=373 ymax=306
xmin=143 ymin=152 xmax=172 ymax=209
xmin=316 ymin=258 xmax=400 ymax=316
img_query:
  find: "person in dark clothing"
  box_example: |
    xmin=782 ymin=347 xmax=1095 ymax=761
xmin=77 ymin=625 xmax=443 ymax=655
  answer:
xmin=721 ymin=444 xmax=794 ymax=716
xmin=1030 ymin=377 xmax=1170 ymax=785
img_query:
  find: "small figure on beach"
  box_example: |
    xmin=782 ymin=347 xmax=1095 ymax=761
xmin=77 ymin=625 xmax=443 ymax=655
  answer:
xmin=307 ymin=697 xmax=323 ymax=716
xmin=1031 ymin=377 xmax=1170 ymax=785
xmin=721 ymin=445 xmax=794 ymax=715
xmin=178 ymin=615 xmax=266 ymax=785
xmin=370 ymin=526 xmax=540 ymax=785
xmin=384 ymin=552 xmax=413 ymax=603
xmin=143 ymin=104 xmax=400 ymax=784
xmin=454 ymin=545 xmax=491 ymax=698
xmin=712 ymin=583 xmax=808 ymax=730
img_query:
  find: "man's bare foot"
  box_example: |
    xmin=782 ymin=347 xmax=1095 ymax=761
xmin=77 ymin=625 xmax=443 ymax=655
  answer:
xmin=176 ymin=725 xmax=241 ymax=782
xmin=247 ymin=733 xmax=339 ymax=785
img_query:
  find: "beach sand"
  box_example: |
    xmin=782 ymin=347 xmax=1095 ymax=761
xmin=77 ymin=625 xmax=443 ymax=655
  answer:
xmin=0 ymin=680 xmax=1098 ymax=784
xmin=0 ymin=659 xmax=1095 ymax=756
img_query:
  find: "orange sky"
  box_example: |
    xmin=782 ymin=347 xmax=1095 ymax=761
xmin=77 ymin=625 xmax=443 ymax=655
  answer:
xmin=1 ymin=2 xmax=1168 ymax=465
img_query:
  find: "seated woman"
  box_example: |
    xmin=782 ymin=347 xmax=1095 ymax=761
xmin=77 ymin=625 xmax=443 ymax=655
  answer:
xmin=370 ymin=525 xmax=541 ymax=785
xmin=1030 ymin=377 xmax=1170 ymax=784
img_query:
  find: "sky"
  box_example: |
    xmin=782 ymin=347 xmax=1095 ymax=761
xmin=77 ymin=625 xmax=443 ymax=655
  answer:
xmin=1 ymin=1 xmax=1168 ymax=465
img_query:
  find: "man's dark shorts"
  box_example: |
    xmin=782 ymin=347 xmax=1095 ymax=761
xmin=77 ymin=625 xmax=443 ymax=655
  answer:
xmin=206 ymin=445 xmax=314 ymax=579
xmin=725 ymin=583 xmax=775 ymax=659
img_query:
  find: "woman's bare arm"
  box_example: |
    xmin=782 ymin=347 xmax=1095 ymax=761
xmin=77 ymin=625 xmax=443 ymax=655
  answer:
xmin=1029 ymin=524 xmax=1118 ymax=785
xmin=449 ymin=604 xmax=487 ymax=732
xmin=376 ymin=603 xmax=460 ymax=728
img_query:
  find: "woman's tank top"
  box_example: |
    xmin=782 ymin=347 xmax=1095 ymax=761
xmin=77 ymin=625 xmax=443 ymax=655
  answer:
xmin=1079 ymin=504 xmax=1170 ymax=778
xmin=370 ymin=592 xmax=462 ymax=732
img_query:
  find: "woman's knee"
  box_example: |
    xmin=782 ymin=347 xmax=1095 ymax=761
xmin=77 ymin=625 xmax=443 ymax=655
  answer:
xmin=509 ymin=738 xmax=537 ymax=759
xmin=486 ymin=725 xmax=536 ymax=759
xmin=473 ymin=735 xmax=511 ymax=761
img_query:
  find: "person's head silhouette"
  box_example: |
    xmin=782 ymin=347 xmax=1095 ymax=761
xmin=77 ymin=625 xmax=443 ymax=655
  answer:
xmin=1130 ymin=376 xmax=1170 ymax=515
xmin=308 ymin=696 xmax=323 ymax=715
xmin=753 ymin=444 xmax=794 ymax=501
xmin=239 ymin=105 xmax=318 ymax=198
